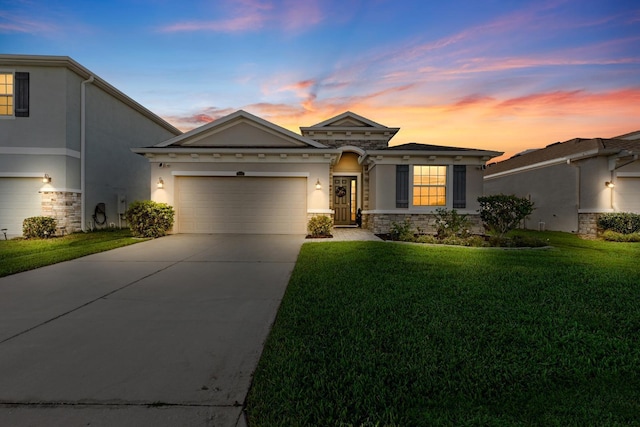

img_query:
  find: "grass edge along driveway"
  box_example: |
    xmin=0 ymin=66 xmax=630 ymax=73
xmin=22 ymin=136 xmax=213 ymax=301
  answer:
xmin=0 ymin=230 xmax=146 ymax=278
xmin=247 ymin=231 xmax=640 ymax=426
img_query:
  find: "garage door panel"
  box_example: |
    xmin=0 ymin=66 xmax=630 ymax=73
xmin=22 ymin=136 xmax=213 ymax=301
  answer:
xmin=616 ymin=178 xmax=640 ymax=212
xmin=0 ymin=178 xmax=43 ymax=236
xmin=176 ymin=177 xmax=307 ymax=234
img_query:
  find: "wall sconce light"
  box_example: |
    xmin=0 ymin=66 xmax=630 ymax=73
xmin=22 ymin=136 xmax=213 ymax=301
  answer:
xmin=315 ymin=179 xmax=322 ymax=190
xmin=42 ymin=174 xmax=51 ymax=183
xmin=605 ymin=181 xmax=615 ymax=188
xmin=157 ymin=177 xmax=164 ymax=189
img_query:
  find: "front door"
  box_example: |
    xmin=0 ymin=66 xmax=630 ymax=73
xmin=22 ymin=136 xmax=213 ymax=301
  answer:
xmin=333 ymin=176 xmax=357 ymax=225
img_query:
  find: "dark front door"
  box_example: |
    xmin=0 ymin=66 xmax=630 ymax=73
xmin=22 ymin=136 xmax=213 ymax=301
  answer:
xmin=333 ymin=176 xmax=357 ymax=225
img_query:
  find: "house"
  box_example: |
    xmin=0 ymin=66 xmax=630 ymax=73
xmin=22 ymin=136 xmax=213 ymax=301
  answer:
xmin=484 ymin=132 xmax=640 ymax=235
xmin=133 ymin=110 xmax=503 ymax=235
xmin=0 ymin=54 xmax=180 ymax=237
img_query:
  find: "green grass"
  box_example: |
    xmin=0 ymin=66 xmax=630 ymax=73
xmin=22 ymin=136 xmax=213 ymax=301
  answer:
xmin=0 ymin=230 xmax=146 ymax=277
xmin=246 ymin=231 xmax=640 ymax=426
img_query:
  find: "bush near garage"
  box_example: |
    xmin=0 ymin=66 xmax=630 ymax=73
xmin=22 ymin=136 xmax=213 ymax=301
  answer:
xmin=125 ymin=200 xmax=175 ymax=238
xmin=308 ymin=215 xmax=333 ymax=237
xmin=597 ymin=212 xmax=640 ymax=235
xmin=22 ymin=216 xmax=57 ymax=239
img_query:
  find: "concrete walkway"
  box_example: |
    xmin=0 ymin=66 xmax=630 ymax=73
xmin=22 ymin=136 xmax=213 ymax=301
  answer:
xmin=0 ymin=234 xmax=304 ymax=427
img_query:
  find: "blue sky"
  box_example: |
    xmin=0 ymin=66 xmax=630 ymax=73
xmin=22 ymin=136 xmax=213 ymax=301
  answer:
xmin=2 ymin=0 xmax=639 ymax=159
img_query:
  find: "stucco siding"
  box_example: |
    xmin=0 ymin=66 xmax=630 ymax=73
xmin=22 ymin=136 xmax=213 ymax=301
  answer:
xmin=484 ymin=163 xmax=579 ymax=232
xmin=84 ymin=83 xmax=177 ymax=228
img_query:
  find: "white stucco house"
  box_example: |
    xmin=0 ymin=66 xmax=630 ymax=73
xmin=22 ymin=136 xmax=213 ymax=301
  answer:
xmin=0 ymin=54 xmax=180 ymax=237
xmin=484 ymin=132 xmax=640 ymax=235
xmin=133 ymin=110 xmax=503 ymax=235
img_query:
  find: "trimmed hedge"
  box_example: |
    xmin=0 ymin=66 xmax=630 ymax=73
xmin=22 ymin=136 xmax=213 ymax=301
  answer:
xmin=23 ymin=216 xmax=57 ymax=239
xmin=597 ymin=212 xmax=640 ymax=234
xmin=125 ymin=200 xmax=175 ymax=238
xmin=308 ymin=215 xmax=333 ymax=236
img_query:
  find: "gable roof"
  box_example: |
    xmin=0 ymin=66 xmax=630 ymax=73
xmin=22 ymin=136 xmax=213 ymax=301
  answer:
xmin=153 ymin=110 xmax=327 ymax=149
xmin=485 ymin=137 xmax=640 ymax=176
xmin=305 ymin=111 xmax=389 ymax=128
xmin=0 ymin=54 xmax=181 ymax=136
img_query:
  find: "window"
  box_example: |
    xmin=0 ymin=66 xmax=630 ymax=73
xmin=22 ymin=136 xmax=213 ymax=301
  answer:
xmin=413 ymin=165 xmax=446 ymax=206
xmin=0 ymin=72 xmax=29 ymax=117
xmin=0 ymin=72 xmax=13 ymax=116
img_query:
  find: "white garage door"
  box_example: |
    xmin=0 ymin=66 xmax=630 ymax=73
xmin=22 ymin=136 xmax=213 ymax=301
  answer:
xmin=616 ymin=177 xmax=640 ymax=212
xmin=176 ymin=176 xmax=307 ymax=234
xmin=0 ymin=178 xmax=42 ymax=237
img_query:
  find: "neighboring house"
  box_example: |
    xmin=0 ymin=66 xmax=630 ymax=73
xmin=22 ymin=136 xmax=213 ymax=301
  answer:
xmin=133 ymin=110 xmax=502 ymax=235
xmin=0 ymin=54 xmax=180 ymax=237
xmin=484 ymin=132 xmax=640 ymax=235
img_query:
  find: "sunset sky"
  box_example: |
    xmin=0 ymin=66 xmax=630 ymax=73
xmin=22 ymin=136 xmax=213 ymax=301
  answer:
xmin=2 ymin=0 xmax=639 ymax=160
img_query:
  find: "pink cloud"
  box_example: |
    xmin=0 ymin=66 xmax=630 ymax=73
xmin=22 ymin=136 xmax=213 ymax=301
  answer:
xmin=159 ymin=0 xmax=325 ymax=34
xmin=0 ymin=11 xmax=59 ymax=34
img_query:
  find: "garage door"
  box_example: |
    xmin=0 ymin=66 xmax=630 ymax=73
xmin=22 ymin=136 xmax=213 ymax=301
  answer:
xmin=616 ymin=177 xmax=640 ymax=212
xmin=176 ymin=176 xmax=307 ymax=234
xmin=0 ymin=178 xmax=42 ymax=237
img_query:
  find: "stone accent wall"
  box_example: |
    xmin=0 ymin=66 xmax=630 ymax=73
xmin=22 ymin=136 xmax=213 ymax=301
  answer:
xmin=365 ymin=213 xmax=484 ymax=235
xmin=578 ymin=212 xmax=600 ymax=237
xmin=323 ymin=139 xmax=388 ymax=150
xmin=41 ymin=191 xmax=82 ymax=234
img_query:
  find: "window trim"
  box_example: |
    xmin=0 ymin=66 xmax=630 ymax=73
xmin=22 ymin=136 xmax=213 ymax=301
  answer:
xmin=412 ymin=165 xmax=448 ymax=207
xmin=0 ymin=69 xmax=15 ymax=118
xmin=0 ymin=70 xmax=28 ymax=118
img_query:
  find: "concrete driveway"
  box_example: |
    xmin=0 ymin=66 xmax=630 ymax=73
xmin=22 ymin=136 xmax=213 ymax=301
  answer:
xmin=0 ymin=234 xmax=304 ymax=426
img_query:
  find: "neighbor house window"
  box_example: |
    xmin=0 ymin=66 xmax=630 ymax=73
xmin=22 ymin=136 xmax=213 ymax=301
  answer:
xmin=0 ymin=72 xmax=29 ymax=117
xmin=0 ymin=72 xmax=13 ymax=116
xmin=413 ymin=165 xmax=446 ymax=206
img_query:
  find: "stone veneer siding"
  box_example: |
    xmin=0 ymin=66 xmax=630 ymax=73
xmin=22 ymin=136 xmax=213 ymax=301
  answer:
xmin=365 ymin=213 xmax=484 ymax=235
xmin=41 ymin=191 xmax=82 ymax=234
xmin=578 ymin=212 xmax=600 ymax=237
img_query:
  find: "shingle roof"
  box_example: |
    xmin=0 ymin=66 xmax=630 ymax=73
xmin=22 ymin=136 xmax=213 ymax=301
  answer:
xmin=485 ymin=138 xmax=640 ymax=175
xmin=384 ymin=143 xmax=481 ymax=152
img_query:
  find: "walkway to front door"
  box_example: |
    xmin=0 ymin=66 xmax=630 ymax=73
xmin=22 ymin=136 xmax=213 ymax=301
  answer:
xmin=333 ymin=176 xmax=357 ymax=225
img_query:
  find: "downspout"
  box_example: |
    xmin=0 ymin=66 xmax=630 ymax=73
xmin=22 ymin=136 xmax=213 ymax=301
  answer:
xmin=81 ymin=75 xmax=95 ymax=232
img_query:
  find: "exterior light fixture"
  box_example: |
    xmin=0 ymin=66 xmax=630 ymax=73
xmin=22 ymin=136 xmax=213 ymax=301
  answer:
xmin=42 ymin=174 xmax=51 ymax=183
xmin=605 ymin=181 xmax=615 ymax=188
xmin=157 ymin=177 xmax=164 ymax=189
xmin=315 ymin=179 xmax=322 ymax=190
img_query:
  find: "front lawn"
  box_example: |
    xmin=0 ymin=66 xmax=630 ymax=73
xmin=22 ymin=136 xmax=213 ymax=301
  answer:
xmin=247 ymin=232 xmax=640 ymax=426
xmin=0 ymin=230 xmax=145 ymax=277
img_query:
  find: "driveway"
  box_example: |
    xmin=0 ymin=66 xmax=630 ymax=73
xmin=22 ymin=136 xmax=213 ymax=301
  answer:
xmin=0 ymin=234 xmax=304 ymax=426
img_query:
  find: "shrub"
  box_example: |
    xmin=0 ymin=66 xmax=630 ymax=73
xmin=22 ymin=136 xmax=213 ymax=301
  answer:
xmin=597 ymin=212 xmax=640 ymax=234
xmin=22 ymin=216 xmax=57 ymax=239
xmin=390 ymin=219 xmax=415 ymax=242
xmin=433 ymin=208 xmax=471 ymax=239
xmin=601 ymin=230 xmax=640 ymax=242
xmin=125 ymin=200 xmax=174 ymax=238
xmin=478 ymin=194 xmax=535 ymax=238
xmin=308 ymin=215 xmax=333 ymax=237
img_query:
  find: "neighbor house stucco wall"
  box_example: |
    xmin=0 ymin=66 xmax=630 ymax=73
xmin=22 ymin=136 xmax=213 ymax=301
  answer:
xmin=83 ymin=81 xmax=177 ymax=228
xmin=484 ymin=163 xmax=579 ymax=232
